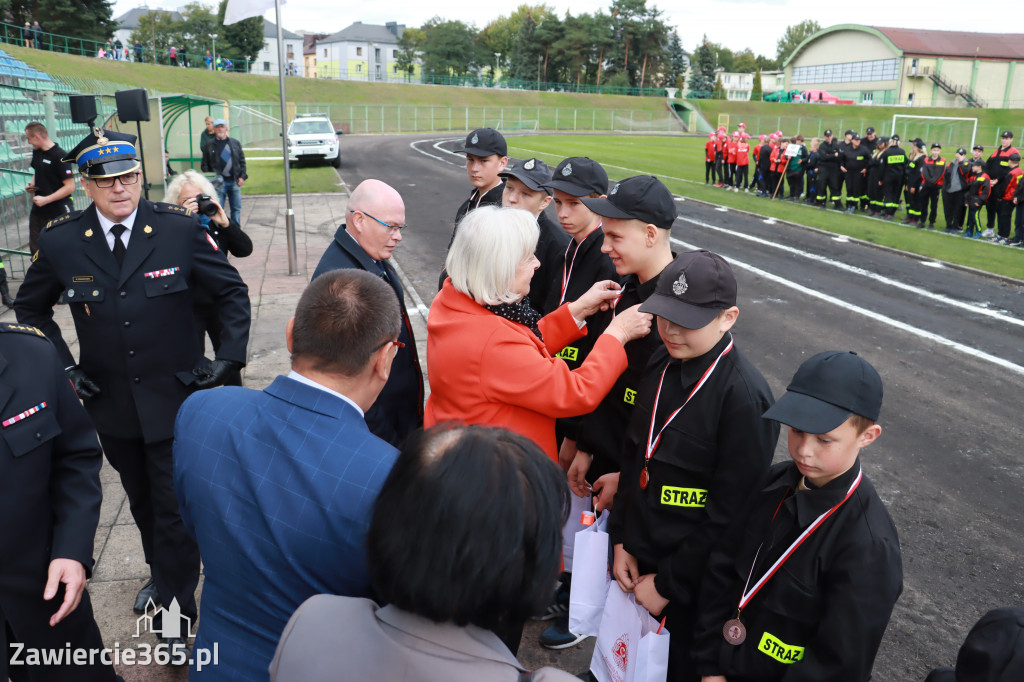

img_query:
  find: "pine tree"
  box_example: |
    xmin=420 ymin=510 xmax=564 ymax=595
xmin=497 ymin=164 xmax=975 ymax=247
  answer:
xmin=687 ymin=36 xmax=715 ymax=99
xmin=35 ymin=0 xmax=116 ymax=44
xmin=713 ymin=72 xmax=725 ymax=99
xmin=752 ymin=68 xmax=763 ymax=101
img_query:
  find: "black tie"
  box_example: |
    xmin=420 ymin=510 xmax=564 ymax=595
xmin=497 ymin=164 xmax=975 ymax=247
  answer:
xmin=110 ymin=224 xmax=127 ymax=266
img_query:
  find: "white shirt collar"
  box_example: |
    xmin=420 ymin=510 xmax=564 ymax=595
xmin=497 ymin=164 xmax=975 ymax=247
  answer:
xmin=287 ymin=370 xmax=364 ymax=417
xmin=97 ymin=207 xmax=139 ymax=249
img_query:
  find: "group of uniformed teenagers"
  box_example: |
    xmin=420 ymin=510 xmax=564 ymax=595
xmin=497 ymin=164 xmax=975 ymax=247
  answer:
xmin=442 ymin=128 xmax=904 ymax=681
xmin=3 ymin=125 xmax=251 ymax=679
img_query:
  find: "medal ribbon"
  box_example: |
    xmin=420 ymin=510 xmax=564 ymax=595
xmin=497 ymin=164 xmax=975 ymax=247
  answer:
xmin=645 ymin=338 xmax=734 ymax=465
xmin=559 ymin=224 xmax=601 ymax=305
xmin=736 ymin=466 xmax=863 ymax=612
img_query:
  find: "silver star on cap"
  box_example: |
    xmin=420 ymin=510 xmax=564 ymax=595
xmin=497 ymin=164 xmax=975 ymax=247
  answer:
xmin=524 ymin=159 xmax=535 ymax=170
xmin=672 ymin=273 xmax=688 ymax=296
xmin=562 ymin=162 xmax=573 ymax=176
xmin=471 ymin=133 xmax=479 ymax=144
xmin=610 ymin=183 xmax=620 ymax=195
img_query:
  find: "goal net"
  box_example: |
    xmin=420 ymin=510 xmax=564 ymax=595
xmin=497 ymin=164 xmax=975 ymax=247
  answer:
xmin=891 ymin=115 xmax=978 ymax=151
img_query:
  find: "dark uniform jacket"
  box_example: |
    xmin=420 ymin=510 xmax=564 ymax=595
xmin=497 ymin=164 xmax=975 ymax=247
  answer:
xmin=575 ymin=270 xmax=664 ymax=481
xmin=841 ymin=146 xmax=870 ymax=174
xmin=313 ymin=226 xmax=424 ymax=447
xmin=968 ymin=173 xmax=991 ymax=207
xmin=608 ymin=334 xmax=778 ymax=609
xmin=881 ymin=144 xmax=907 ymax=182
xmin=438 ymin=181 xmax=507 ymax=290
xmin=942 ymin=161 xmax=969 ymax=194
xmin=694 ymin=460 xmax=903 ymax=682
xmin=15 ymin=201 xmax=251 ymax=442
xmin=0 ymin=324 xmax=103 ymax=583
xmin=816 ymin=140 xmax=841 ymax=168
xmin=984 ymin=145 xmax=1020 ymax=186
xmin=860 ymin=136 xmax=879 ymax=154
xmin=531 ymin=211 xmax=571 ymax=313
xmin=905 ymin=153 xmax=926 ymax=192
xmin=921 ymin=157 xmax=947 ymax=188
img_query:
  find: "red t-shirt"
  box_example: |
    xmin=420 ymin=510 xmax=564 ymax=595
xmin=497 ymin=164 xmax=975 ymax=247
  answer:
xmin=705 ymin=140 xmax=716 ymax=162
xmin=736 ymin=142 xmax=750 ymax=166
xmin=727 ymin=141 xmax=738 ymax=164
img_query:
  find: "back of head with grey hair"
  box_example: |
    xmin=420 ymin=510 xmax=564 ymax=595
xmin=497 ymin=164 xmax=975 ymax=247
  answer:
xmin=445 ymin=205 xmax=539 ymax=305
xmin=165 ymin=169 xmax=217 ymax=206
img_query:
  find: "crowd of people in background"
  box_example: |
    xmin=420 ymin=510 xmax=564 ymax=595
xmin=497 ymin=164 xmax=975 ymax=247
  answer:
xmin=705 ymin=124 xmax=1024 ymax=245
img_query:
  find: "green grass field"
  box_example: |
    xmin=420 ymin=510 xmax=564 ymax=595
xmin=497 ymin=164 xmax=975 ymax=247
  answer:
xmin=242 ymin=160 xmax=342 ymax=195
xmin=508 ymin=135 xmax=1024 ymax=280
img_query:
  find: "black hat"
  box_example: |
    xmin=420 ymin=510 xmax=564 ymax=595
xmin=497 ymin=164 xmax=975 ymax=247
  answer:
xmin=931 ymin=143 xmax=942 ymax=149
xmin=457 ymin=128 xmax=507 ymax=157
xmin=62 ymin=129 xmax=140 ymax=178
xmin=865 ymin=126 xmax=876 ymax=134
xmin=499 ymin=158 xmax=553 ymax=194
xmin=957 ymin=147 xmax=967 ymax=155
xmin=581 ymin=175 xmax=677 ymax=228
xmin=763 ymin=351 xmax=883 ymax=434
xmin=950 ymin=607 xmax=1024 ymax=682
xmin=973 ymin=144 xmax=984 ymax=151
xmin=891 ymin=134 xmax=900 ymax=142
xmin=851 ymin=133 xmax=861 ymax=141
xmin=971 ymin=159 xmax=985 ymax=168
xmin=1001 ymin=130 xmax=1014 ymax=139
xmin=879 ymin=136 xmax=890 ymax=145
xmin=543 ymin=157 xmax=609 ymax=197
xmin=1010 ymin=153 xmax=1021 ymax=162
xmin=844 ymin=129 xmax=854 ymax=136
xmin=823 ymin=129 xmax=833 ymax=137
xmin=639 ymin=250 xmax=736 ymax=330
xmin=912 ymin=137 xmax=925 ymax=147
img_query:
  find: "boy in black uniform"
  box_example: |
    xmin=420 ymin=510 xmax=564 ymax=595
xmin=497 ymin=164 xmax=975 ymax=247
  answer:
xmin=965 ymin=159 xmax=990 ymax=238
xmin=25 ymin=121 xmax=74 ymax=254
xmin=498 ymin=158 xmax=569 ymax=313
xmin=840 ymin=134 xmax=870 ymax=213
xmin=694 ymin=350 xmax=903 ymax=682
xmin=608 ymin=250 xmax=777 ymax=681
xmin=866 ymin=137 xmax=888 ymax=216
xmin=815 ymin=130 xmax=842 ymax=210
xmin=983 ymin=131 xmax=1019 ymax=235
xmin=902 ymin=139 xmax=927 ymax=225
xmin=942 ymin=147 xmax=969 ymax=234
xmin=919 ymin=143 xmax=946 ymax=229
xmin=880 ymin=134 xmax=906 ymax=220
xmin=438 ymin=128 xmax=508 ymax=288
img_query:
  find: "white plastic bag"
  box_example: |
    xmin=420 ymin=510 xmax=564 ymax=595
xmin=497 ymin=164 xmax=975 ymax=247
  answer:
xmin=590 ymin=582 xmax=670 ymax=682
xmin=561 ymin=489 xmax=592 ymax=571
xmin=568 ymin=511 xmax=609 ymax=637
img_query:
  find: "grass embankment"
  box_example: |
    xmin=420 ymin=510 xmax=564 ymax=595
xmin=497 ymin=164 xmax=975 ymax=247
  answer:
xmin=509 ymin=134 xmax=1024 ymax=280
xmin=242 ymin=160 xmax=341 ymax=195
xmin=4 ymin=43 xmax=669 ymax=113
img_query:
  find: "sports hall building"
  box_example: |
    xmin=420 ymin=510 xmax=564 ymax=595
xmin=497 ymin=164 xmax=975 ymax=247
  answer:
xmin=783 ymin=25 xmax=1024 ymax=108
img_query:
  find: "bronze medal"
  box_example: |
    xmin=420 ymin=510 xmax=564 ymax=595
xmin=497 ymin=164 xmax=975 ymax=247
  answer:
xmin=723 ymin=618 xmax=746 ymax=645
xmin=639 ymin=467 xmax=649 ymax=490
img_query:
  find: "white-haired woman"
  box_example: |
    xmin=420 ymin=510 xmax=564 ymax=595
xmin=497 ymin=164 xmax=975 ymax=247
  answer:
xmin=425 ymin=205 xmax=651 ymax=461
xmin=166 ymin=170 xmax=253 ymax=385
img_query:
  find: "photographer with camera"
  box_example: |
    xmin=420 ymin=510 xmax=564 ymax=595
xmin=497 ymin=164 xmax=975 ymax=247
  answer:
xmin=167 ymin=170 xmax=253 ymax=386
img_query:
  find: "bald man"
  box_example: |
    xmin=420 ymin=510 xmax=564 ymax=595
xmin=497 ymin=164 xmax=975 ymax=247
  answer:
xmin=312 ymin=179 xmax=424 ymax=446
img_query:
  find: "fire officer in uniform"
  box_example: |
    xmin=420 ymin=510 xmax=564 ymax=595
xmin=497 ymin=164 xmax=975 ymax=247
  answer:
xmin=879 ymin=134 xmax=907 ymax=220
xmin=983 ymin=131 xmax=1019 ymax=236
xmin=840 ymin=133 xmax=870 ymax=213
xmin=815 ymin=130 xmax=843 ymax=210
xmin=918 ymin=144 xmax=946 ymax=229
xmin=14 ymin=128 xmax=251 ymax=658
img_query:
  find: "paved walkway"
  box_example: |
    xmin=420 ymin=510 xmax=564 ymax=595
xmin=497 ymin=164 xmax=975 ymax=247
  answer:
xmin=1 ymin=192 xmax=589 ymax=680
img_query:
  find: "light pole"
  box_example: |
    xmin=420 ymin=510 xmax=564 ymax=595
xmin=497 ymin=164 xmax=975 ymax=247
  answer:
xmin=211 ymin=33 xmax=217 ymax=70
xmin=494 ymin=52 xmax=500 ymax=84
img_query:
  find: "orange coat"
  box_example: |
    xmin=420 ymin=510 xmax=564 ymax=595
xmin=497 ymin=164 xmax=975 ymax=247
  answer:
xmin=425 ymin=281 xmax=628 ymax=460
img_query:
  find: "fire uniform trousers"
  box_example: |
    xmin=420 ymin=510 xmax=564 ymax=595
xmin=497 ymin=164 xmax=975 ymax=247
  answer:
xmin=997 ymin=166 xmax=1022 ymax=239
xmin=965 ymin=172 xmax=991 ymax=236
xmin=705 ymin=138 xmax=717 ymax=184
xmin=903 ymin=154 xmax=926 ymax=222
xmin=841 ymin=146 xmax=871 ymax=210
xmin=866 ymin=153 xmax=885 ymax=213
xmin=984 ymin=145 xmax=1019 ymax=229
xmin=608 ymin=334 xmax=778 ymax=681
xmin=815 ymin=139 xmax=843 ymax=207
xmin=804 ymin=152 xmax=819 ymax=204
xmin=880 ymin=144 xmax=907 ymax=216
xmin=692 ymin=460 xmax=903 ymax=682
xmin=942 ymin=161 xmax=969 ymax=231
xmin=919 ymin=157 xmax=946 ymax=227
xmin=748 ymin=144 xmax=762 ymax=190
xmin=734 ymin=141 xmax=750 ymax=189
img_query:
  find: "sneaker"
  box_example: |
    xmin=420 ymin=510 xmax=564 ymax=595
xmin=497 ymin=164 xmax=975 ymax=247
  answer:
xmin=744 ymin=188 xmax=750 ymax=193
xmin=981 ymin=229 xmax=995 ymax=238
xmin=533 ymin=601 xmax=568 ymax=621
xmin=540 ymin=617 xmax=588 ymax=650
xmin=998 ymin=237 xmax=1010 ymax=245
xmin=532 ymin=573 xmax=570 ymax=620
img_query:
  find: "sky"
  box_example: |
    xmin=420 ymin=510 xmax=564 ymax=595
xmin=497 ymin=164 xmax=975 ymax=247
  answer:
xmin=113 ymin=0 xmax=1007 ymax=63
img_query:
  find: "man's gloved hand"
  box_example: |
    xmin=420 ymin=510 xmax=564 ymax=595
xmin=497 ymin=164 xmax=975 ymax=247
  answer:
xmin=192 ymin=359 xmax=243 ymax=389
xmin=67 ymin=366 xmax=101 ymax=399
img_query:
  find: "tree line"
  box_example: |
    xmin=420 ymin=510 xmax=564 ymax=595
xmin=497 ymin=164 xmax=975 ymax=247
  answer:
xmin=128 ymin=1 xmax=264 ymax=65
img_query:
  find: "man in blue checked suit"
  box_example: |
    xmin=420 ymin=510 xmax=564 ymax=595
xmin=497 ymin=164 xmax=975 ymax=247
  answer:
xmin=173 ymin=269 xmax=403 ymax=681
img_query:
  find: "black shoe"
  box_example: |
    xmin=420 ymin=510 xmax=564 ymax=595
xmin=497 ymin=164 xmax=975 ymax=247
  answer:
xmin=133 ymin=578 xmax=160 ymax=614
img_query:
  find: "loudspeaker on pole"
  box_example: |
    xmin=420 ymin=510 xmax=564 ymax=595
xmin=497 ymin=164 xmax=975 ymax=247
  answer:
xmin=69 ymin=94 xmax=97 ymax=124
xmin=115 ymin=89 xmax=151 ymax=123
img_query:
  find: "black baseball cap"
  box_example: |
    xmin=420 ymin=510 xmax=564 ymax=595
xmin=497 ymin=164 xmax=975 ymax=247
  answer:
xmin=931 ymin=143 xmax=942 ymax=149
xmin=1010 ymin=153 xmax=1021 ymax=162
xmin=851 ymin=133 xmax=861 ymax=141
xmin=973 ymin=144 xmax=984 ymax=151
xmin=499 ymin=158 xmax=553 ymax=194
xmin=823 ymin=129 xmax=833 ymax=137
xmin=543 ymin=157 xmax=609 ymax=196
xmin=912 ymin=137 xmax=925 ymax=147
xmin=581 ymin=175 xmax=677 ymax=228
xmin=844 ymin=129 xmax=854 ymax=136
xmin=971 ymin=159 xmax=985 ymax=168
xmin=1002 ymin=130 xmax=1014 ymax=138
xmin=957 ymin=147 xmax=967 ymax=155
xmin=891 ymin=134 xmax=900 ymax=142
xmin=865 ymin=127 xmax=876 ymax=134
xmin=458 ymin=128 xmax=507 ymax=157
xmin=639 ymin=250 xmax=736 ymax=329
xmin=945 ymin=607 xmax=1024 ymax=682
xmin=763 ymin=350 xmax=883 ymax=434
xmin=879 ymin=136 xmax=890 ymax=145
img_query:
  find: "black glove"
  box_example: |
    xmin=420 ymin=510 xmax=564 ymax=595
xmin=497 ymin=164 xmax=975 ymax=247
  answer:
xmin=67 ymin=366 xmax=101 ymax=399
xmin=192 ymin=359 xmax=243 ymax=389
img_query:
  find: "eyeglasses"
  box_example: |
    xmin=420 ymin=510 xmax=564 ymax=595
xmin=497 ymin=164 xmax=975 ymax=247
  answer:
xmin=371 ymin=339 xmax=406 ymax=353
xmin=91 ymin=173 xmax=140 ymax=189
xmin=350 ymin=209 xmax=406 ymax=233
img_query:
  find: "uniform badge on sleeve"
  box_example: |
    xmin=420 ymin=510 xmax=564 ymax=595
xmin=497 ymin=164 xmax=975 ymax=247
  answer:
xmin=205 ymin=233 xmax=219 ymax=251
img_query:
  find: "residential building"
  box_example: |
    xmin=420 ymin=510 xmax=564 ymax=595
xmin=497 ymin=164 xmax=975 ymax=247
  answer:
xmin=252 ymin=19 xmax=303 ymax=76
xmin=316 ymin=21 xmax=419 ymax=82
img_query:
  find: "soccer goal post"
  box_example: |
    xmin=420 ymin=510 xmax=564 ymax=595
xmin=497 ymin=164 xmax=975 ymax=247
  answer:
xmin=891 ymin=115 xmax=978 ymax=151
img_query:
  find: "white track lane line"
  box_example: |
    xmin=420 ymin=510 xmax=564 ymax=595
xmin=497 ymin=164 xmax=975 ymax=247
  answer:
xmin=679 ymin=216 xmax=1024 ymax=327
xmin=409 ymin=138 xmax=463 ymax=166
xmin=670 ymin=237 xmax=1024 ymax=377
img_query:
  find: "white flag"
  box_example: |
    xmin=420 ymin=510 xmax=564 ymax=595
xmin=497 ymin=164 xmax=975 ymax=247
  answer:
xmin=223 ymin=0 xmax=282 ymax=25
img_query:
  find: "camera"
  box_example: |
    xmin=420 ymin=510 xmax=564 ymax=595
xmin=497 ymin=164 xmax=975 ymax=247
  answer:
xmin=196 ymin=194 xmax=219 ymax=217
